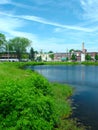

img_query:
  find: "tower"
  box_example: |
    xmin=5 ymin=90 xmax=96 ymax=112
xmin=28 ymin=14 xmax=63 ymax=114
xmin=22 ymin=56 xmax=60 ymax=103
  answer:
xmin=82 ymin=42 xmax=87 ymax=54
xmin=82 ymin=42 xmax=84 ymax=52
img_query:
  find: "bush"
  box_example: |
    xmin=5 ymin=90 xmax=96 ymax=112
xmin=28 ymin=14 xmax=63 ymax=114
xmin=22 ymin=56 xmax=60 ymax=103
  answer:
xmin=0 ymin=73 xmax=56 ymax=130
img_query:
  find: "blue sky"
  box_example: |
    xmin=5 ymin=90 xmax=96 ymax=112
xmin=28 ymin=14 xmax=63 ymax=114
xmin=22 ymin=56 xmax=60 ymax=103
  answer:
xmin=0 ymin=0 xmax=98 ymax=52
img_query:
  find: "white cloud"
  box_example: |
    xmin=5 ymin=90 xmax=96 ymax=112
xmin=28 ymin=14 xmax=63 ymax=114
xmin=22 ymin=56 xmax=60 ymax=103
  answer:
xmin=0 ymin=8 xmax=95 ymax=32
xmin=0 ymin=14 xmax=39 ymax=51
xmin=80 ymin=0 xmax=98 ymax=21
xmin=0 ymin=0 xmax=10 ymax=4
xmin=16 ymin=15 xmax=92 ymax=32
xmin=0 ymin=16 xmax=25 ymax=32
xmin=1 ymin=8 xmax=94 ymax=32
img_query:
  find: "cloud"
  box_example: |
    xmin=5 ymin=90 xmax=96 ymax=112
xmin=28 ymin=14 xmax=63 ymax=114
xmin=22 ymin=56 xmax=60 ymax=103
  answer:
xmin=0 ymin=15 xmax=25 ymax=31
xmin=8 ymin=30 xmax=38 ymax=47
xmin=0 ymin=5 xmax=95 ymax=33
xmin=0 ymin=13 xmax=39 ymax=49
xmin=16 ymin=14 xmax=92 ymax=32
xmin=0 ymin=0 xmax=10 ymax=4
xmin=80 ymin=0 xmax=98 ymax=21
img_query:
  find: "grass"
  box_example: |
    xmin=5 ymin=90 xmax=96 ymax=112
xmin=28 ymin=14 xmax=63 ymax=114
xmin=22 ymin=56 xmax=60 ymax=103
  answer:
xmin=51 ymin=83 xmax=86 ymax=130
xmin=0 ymin=62 xmax=86 ymax=130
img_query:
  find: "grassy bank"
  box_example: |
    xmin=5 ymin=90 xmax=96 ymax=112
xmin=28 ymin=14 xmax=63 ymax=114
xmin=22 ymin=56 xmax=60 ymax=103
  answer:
xmin=0 ymin=62 xmax=85 ymax=130
xmin=81 ymin=61 xmax=98 ymax=65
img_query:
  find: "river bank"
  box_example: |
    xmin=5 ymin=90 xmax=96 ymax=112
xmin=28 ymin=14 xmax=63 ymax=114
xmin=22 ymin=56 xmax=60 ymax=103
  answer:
xmin=0 ymin=62 xmax=86 ymax=130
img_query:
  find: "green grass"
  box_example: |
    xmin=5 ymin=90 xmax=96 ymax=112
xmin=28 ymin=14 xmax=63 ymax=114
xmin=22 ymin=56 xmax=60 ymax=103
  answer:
xmin=44 ymin=61 xmax=79 ymax=65
xmin=81 ymin=61 xmax=98 ymax=65
xmin=0 ymin=62 xmax=86 ymax=130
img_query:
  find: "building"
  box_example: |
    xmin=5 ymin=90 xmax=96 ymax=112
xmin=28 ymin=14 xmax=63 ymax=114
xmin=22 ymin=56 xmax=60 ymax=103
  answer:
xmin=0 ymin=52 xmax=19 ymax=61
xmin=35 ymin=53 xmax=52 ymax=62
xmin=54 ymin=43 xmax=98 ymax=62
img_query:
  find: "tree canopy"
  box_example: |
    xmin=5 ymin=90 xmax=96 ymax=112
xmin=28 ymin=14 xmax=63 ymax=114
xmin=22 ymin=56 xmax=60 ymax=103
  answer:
xmin=95 ymin=53 xmax=98 ymax=61
xmin=0 ymin=33 xmax=7 ymax=51
xmin=71 ymin=53 xmax=77 ymax=61
xmin=29 ymin=47 xmax=35 ymax=61
xmin=85 ymin=54 xmax=91 ymax=61
xmin=8 ymin=37 xmax=31 ymax=60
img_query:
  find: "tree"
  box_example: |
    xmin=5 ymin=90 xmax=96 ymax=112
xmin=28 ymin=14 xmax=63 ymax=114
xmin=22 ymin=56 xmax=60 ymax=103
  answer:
xmin=0 ymin=33 xmax=7 ymax=51
xmin=48 ymin=51 xmax=54 ymax=60
xmin=66 ymin=57 xmax=69 ymax=61
xmin=95 ymin=53 xmax=98 ymax=61
xmin=49 ymin=54 xmax=54 ymax=60
xmin=8 ymin=37 xmax=31 ymax=60
xmin=48 ymin=51 xmax=53 ymax=53
xmin=29 ymin=47 xmax=35 ymax=61
xmin=69 ymin=49 xmax=74 ymax=53
xmin=85 ymin=54 xmax=91 ymax=61
xmin=71 ymin=53 xmax=77 ymax=61
xmin=36 ymin=56 xmax=42 ymax=62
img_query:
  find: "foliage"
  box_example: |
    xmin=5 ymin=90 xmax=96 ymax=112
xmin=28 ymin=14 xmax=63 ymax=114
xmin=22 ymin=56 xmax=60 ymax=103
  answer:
xmin=43 ymin=61 xmax=79 ymax=65
xmin=49 ymin=53 xmax=54 ymax=60
xmin=69 ymin=49 xmax=74 ymax=53
xmin=0 ymin=62 xmax=86 ymax=130
xmin=81 ymin=61 xmax=98 ymax=65
xmin=21 ymin=53 xmax=29 ymax=59
xmin=66 ymin=57 xmax=69 ymax=61
xmin=95 ymin=53 xmax=98 ymax=61
xmin=48 ymin=51 xmax=54 ymax=53
xmin=29 ymin=47 xmax=35 ymax=61
xmin=85 ymin=54 xmax=91 ymax=61
xmin=0 ymin=63 xmax=56 ymax=129
xmin=0 ymin=33 xmax=7 ymax=51
xmin=71 ymin=54 xmax=77 ymax=61
xmin=8 ymin=37 xmax=31 ymax=60
xmin=36 ymin=56 xmax=42 ymax=62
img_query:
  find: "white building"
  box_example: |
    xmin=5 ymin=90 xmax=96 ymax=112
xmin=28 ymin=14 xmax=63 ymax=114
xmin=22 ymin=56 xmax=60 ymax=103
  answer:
xmin=81 ymin=53 xmax=85 ymax=62
xmin=35 ymin=53 xmax=52 ymax=61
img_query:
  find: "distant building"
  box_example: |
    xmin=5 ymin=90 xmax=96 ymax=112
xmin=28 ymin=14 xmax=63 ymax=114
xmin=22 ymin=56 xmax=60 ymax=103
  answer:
xmin=53 ymin=42 xmax=98 ymax=62
xmin=35 ymin=53 xmax=52 ymax=61
xmin=0 ymin=52 xmax=19 ymax=62
xmin=81 ymin=53 xmax=85 ymax=62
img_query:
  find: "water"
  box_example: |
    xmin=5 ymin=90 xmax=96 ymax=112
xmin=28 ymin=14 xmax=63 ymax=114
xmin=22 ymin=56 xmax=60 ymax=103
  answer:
xmin=29 ymin=65 xmax=98 ymax=130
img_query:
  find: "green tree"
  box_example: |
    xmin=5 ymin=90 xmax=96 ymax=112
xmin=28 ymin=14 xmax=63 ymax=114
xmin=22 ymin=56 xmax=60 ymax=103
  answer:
xmin=95 ymin=53 xmax=98 ymax=61
xmin=69 ymin=49 xmax=74 ymax=53
xmin=85 ymin=54 xmax=91 ymax=61
xmin=48 ymin=51 xmax=54 ymax=60
xmin=36 ymin=56 xmax=42 ymax=62
xmin=48 ymin=51 xmax=53 ymax=53
xmin=66 ymin=57 xmax=69 ymax=61
xmin=49 ymin=54 xmax=54 ymax=60
xmin=29 ymin=47 xmax=35 ymax=61
xmin=22 ymin=53 xmax=29 ymax=59
xmin=9 ymin=37 xmax=31 ymax=60
xmin=0 ymin=33 xmax=7 ymax=51
xmin=71 ymin=53 xmax=77 ymax=61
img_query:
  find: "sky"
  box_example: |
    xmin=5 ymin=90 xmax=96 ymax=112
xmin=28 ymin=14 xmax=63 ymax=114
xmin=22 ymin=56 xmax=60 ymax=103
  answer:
xmin=0 ymin=0 xmax=98 ymax=52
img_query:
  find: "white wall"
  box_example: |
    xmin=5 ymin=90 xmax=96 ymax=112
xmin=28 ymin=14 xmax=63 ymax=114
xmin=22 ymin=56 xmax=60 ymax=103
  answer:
xmin=81 ymin=53 xmax=85 ymax=62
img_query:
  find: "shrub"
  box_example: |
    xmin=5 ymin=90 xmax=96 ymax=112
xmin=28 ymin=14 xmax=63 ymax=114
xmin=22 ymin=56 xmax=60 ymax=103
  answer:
xmin=0 ymin=74 xmax=56 ymax=130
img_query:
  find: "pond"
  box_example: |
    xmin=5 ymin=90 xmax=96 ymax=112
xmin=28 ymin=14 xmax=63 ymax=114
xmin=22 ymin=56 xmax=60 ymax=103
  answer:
xmin=29 ymin=65 xmax=98 ymax=130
